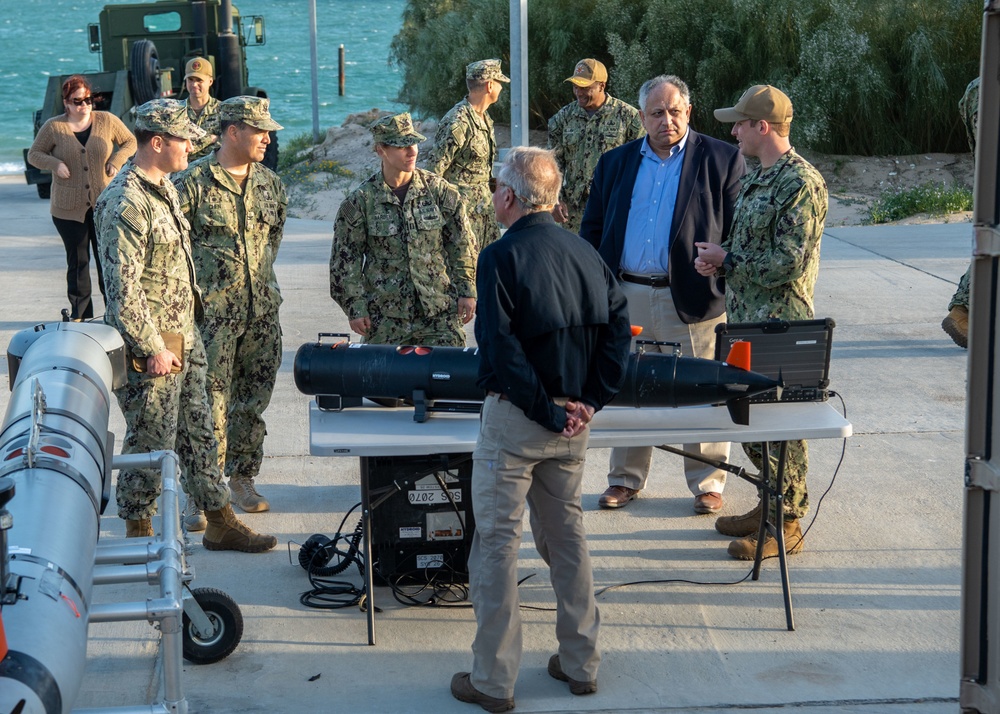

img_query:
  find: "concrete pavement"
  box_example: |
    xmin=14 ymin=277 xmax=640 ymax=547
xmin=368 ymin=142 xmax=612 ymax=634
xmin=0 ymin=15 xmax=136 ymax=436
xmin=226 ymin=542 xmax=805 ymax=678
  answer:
xmin=0 ymin=175 xmax=971 ymax=713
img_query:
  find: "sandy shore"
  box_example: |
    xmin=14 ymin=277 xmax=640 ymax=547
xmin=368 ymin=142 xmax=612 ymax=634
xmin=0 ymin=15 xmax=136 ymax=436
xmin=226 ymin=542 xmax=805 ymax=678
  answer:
xmin=278 ymin=113 xmax=975 ymax=229
xmin=6 ymin=115 xmax=974 ymax=228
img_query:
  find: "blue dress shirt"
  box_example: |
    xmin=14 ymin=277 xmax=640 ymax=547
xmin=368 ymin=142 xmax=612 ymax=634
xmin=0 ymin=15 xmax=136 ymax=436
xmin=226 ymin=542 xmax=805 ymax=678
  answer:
xmin=620 ymin=130 xmax=688 ymax=274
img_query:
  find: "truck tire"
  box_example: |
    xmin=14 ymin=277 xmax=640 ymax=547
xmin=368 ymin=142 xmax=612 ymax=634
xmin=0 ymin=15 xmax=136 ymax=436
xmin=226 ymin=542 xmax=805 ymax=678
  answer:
xmin=129 ymin=39 xmax=161 ymax=105
xmin=245 ymin=87 xmax=280 ymax=171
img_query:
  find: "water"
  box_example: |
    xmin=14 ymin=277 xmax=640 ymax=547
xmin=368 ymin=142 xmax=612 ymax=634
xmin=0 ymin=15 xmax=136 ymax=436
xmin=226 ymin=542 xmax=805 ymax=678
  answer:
xmin=0 ymin=0 xmax=407 ymax=174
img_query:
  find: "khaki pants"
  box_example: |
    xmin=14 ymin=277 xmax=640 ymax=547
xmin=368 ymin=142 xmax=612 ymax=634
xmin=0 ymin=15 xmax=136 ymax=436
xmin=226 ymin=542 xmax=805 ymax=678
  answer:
xmin=609 ymin=280 xmax=730 ymax=494
xmin=468 ymin=395 xmax=600 ymax=699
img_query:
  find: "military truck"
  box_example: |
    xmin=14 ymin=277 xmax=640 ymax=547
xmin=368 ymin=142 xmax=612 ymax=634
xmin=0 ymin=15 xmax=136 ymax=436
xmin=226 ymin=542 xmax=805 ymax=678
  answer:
xmin=23 ymin=0 xmax=276 ymax=198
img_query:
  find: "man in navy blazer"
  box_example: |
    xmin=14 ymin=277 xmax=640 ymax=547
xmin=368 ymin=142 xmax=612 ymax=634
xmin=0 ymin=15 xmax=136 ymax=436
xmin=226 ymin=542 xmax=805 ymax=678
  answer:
xmin=580 ymin=74 xmax=745 ymax=515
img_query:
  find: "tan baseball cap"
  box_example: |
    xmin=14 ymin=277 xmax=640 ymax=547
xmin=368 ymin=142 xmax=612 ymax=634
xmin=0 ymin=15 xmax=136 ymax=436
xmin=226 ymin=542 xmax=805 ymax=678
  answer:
xmin=714 ymin=85 xmax=793 ymax=123
xmin=184 ymin=57 xmax=214 ymax=82
xmin=134 ymin=99 xmax=207 ymax=141
xmin=219 ymin=96 xmax=283 ymax=131
xmin=566 ymin=59 xmax=607 ymax=87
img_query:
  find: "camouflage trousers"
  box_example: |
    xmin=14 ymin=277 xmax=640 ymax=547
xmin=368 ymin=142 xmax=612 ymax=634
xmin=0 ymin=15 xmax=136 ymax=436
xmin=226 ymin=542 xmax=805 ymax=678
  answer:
xmin=114 ymin=329 xmax=229 ymax=520
xmin=200 ymin=312 xmax=282 ymax=483
xmin=949 ymin=265 xmax=971 ymax=310
xmin=368 ymin=309 xmax=466 ymax=347
xmin=461 ymin=183 xmax=501 ymax=254
xmin=742 ymin=440 xmax=809 ymax=520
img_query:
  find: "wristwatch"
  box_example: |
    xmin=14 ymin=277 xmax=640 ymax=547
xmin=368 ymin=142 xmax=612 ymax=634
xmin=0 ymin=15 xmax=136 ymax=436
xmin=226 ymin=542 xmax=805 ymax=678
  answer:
xmin=722 ymin=251 xmax=737 ymax=273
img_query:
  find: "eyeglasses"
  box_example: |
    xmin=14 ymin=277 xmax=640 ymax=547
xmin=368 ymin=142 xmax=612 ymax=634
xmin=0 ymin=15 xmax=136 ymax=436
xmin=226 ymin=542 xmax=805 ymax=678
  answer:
xmin=489 ymin=177 xmax=537 ymax=206
xmin=70 ymin=96 xmax=93 ymax=106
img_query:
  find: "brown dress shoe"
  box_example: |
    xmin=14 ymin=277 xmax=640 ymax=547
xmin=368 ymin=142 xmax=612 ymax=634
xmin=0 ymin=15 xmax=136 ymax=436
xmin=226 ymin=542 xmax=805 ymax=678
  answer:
xmin=598 ymin=485 xmax=639 ymax=509
xmin=728 ymin=519 xmax=805 ymax=560
xmin=693 ymin=492 xmax=723 ymax=514
xmin=547 ymin=654 xmax=597 ymax=695
xmin=450 ymin=672 xmax=515 ymax=712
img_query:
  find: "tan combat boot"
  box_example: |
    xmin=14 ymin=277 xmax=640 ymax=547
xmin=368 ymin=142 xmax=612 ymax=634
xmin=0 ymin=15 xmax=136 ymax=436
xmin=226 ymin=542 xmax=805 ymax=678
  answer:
xmin=182 ymin=499 xmax=207 ymax=532
xmin=229 ymin=477 xmax=270 ymax=513
xmin=203 ymin=504 xmax=277 ymax=553
xmin=727 ymin=518 xmax=804 ymax=560
xmin=715 ymin=502 xmax=762 ymax=537
xmin=126 ymin=518 xmax=154 ymax=538
xmin=942 ymin=305 xmax=969 ymax=348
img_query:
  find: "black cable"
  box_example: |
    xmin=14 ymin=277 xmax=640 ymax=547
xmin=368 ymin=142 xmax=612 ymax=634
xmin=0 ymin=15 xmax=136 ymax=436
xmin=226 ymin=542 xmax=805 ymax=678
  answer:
xmin=792 ymin=390 xmax=847 ymax=549
xmin=296 ymin=461 xmax=476 ymax=611
xmin=296 ymin=503 xmax=372 ymax=610
xmin=595 ymin=391 xmax=849 ymax=594
xmin=385 ymin=557 xmax=472 ymax=607
xmin=596 ymin=569 xmax=756 ymax=597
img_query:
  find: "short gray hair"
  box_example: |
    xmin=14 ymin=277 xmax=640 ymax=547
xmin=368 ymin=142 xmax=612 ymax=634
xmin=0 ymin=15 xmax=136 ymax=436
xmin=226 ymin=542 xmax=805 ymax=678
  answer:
xmin=496 ymin=146 xmax=561 ymax=211
xmin=638 ymin=75 xmax=691 ymax=111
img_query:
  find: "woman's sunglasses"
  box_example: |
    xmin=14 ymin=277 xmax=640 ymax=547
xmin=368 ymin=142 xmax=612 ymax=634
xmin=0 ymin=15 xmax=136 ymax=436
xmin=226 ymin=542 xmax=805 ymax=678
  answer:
xmin=71 ymin=96 xmax=94 ymax=106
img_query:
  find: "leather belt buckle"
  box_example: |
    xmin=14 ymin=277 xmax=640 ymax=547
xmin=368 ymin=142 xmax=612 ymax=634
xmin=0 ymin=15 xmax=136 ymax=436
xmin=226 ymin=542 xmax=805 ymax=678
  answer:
xmin=620 ymin=271 xmax=670 ymax=288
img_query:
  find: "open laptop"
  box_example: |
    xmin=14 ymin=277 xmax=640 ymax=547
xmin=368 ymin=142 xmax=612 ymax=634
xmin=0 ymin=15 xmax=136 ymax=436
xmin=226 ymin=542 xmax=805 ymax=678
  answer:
xmin=714 ymin=318 xmax=835 ymax=403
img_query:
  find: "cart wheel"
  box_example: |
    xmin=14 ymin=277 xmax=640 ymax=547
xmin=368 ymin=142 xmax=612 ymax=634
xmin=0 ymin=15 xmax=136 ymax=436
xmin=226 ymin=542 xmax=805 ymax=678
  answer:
xmin=183 ymin=587 xmax=243 ymax=664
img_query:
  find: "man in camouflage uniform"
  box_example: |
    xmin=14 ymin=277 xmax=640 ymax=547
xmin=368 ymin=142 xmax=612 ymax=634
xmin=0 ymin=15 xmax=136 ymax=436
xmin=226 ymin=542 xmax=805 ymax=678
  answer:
xmin=331 ymin=112 xmax=477 ymax=347
xmin=174 ymin=96 xmax=286 ymax=525
xmin=426 ymin=59 xmax=509 ymax=253
xmin=548 ymin=59 xmax=645 ymax=234
xmin=942 ymin=76 xmax=980 ymax=349
xmin=184 ymin=57 xmax=222 ymax=162
xmin=695 ymin=85 xmax=828 ymax=560
xmin=95 ymin=98 xmax=276 ymax=553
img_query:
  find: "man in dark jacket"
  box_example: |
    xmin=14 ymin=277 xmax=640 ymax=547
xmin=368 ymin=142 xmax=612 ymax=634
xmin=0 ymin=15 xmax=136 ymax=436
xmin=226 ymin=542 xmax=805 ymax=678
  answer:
xmin=451 ymin=147 xmax=631 ymax=712
xmin=580 ymin=74 xmax=745 ymax=516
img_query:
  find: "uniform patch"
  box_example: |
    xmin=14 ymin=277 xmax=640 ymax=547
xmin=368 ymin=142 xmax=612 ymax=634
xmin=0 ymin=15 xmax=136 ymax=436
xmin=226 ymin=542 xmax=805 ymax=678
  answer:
xmin=340 ymin=199 xmax=363 ymax=227
xmin=120 ymin=204 xmax=146 ymax=234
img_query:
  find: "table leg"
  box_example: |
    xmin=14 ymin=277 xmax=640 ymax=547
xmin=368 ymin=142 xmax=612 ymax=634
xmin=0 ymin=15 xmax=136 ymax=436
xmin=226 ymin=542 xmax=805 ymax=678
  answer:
xmin=360 ymin=457 xmax=377 ymax=645
xmin=751 ymin=441 xmax=770 ymax=581
xmin=773 ymin=441 xmax=795 ymax=631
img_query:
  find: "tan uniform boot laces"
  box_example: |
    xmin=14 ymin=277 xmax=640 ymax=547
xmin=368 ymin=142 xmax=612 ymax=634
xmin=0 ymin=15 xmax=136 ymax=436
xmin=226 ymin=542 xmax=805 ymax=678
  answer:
xmin=229 ymin=477 xmax=270 ymax=513
xmin=126 ymin=518 xmax=154 ymax=538
xmin=715 ymin=502 xmax=762 ymax=537
xmin=203 ymin=504 xmax=277 ymax=553
xmin=727 ymin=518 xmax=804 ymax=560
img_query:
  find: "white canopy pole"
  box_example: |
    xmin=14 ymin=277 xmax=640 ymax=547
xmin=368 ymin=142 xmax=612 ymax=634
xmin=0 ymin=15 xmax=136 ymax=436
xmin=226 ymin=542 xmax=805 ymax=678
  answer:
xmin=509 ymin=0 xmax=528 ymax=147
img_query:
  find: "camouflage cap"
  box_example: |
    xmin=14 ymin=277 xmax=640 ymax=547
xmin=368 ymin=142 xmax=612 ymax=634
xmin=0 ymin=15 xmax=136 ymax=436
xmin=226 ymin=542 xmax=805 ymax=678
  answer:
xmin=714 ymin=85 xmax=793 ymax=124
xmin=134 ymin=99 xmax=207 ymax=141
xmin=466 ymin=59 xmax=511 ymax=83
xmin=369 ymin=112 xmax=426 ymax=147
xmin=566 ymin=59 xmax=607 ymax=87
xmin=219 ymin=96 xmax=283 ymax=131
xmin=184 ymin=57 xmax=214 ymax=81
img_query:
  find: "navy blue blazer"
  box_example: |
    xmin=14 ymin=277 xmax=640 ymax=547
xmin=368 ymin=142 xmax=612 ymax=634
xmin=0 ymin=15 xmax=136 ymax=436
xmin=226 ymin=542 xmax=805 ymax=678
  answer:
xmin=579 ymin=130 xmax=745 ymax=324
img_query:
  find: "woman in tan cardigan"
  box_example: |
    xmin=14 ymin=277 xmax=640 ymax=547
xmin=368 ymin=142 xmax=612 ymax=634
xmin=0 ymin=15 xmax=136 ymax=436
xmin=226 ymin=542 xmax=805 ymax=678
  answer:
xmin=28 ymin=75 xmax=137 ymax=319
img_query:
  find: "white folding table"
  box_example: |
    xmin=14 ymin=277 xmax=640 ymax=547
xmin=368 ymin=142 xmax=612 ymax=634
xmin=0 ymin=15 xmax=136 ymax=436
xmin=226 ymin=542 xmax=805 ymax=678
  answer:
xmin=308 ymin=400 xmax=852 ymax=644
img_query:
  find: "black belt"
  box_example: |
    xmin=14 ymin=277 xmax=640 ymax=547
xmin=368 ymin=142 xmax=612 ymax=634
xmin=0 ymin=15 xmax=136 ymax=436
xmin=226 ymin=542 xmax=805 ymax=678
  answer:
xmin=620 ymin=271 xmax=670 ymax=288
